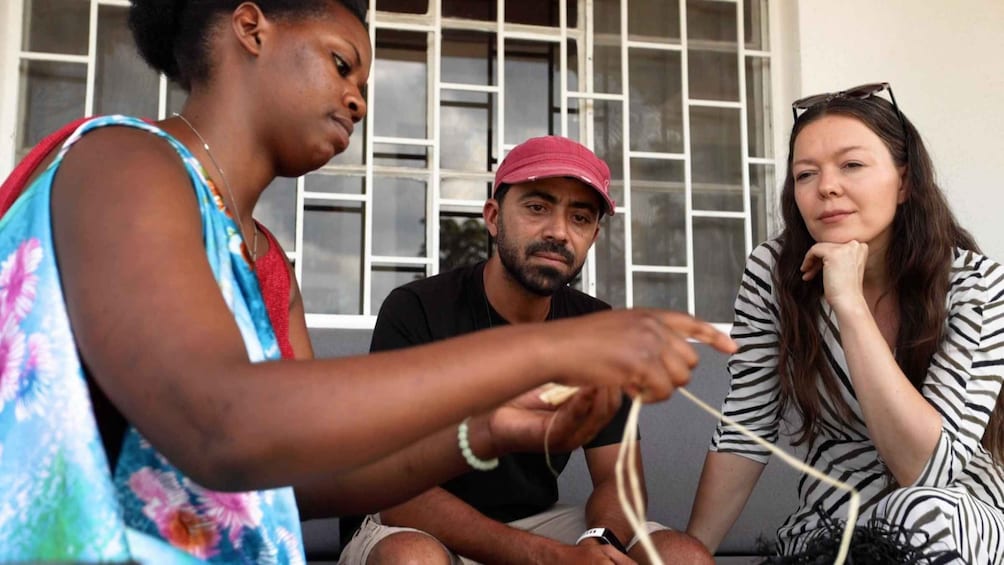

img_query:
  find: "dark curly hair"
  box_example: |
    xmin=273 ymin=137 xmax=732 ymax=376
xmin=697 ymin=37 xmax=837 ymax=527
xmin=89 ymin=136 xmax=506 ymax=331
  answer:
xmin=128 ymin=0 xmax=367 ymax=90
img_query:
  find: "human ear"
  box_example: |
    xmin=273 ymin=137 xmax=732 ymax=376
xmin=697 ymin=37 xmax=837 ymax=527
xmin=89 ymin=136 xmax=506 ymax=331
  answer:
xmin=232 ymin=2 xmax=270 ymax=56
xmin=483 ymin=200 xmax=500 ymax=238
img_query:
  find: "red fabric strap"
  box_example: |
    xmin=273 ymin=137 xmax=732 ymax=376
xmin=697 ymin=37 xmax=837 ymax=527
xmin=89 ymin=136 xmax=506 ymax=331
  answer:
xmin=254 ymin=223 xmax=295 ymax=360
xmin=0 ymin=116 xmax=92 ymax=216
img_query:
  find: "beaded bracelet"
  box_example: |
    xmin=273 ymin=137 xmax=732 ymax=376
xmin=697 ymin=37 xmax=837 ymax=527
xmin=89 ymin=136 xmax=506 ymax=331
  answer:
xmin=457 ymin=417 xmax=499 ymax=471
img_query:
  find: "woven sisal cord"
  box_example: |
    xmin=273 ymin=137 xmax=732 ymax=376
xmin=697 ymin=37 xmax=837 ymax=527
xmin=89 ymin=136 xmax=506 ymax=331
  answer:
xmin=539 ymin=382 xmax=859 ymax=565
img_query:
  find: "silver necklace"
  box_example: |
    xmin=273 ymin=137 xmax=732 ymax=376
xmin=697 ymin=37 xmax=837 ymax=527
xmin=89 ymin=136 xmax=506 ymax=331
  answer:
xmin=172 ymin=112 xmax=258 ymax=265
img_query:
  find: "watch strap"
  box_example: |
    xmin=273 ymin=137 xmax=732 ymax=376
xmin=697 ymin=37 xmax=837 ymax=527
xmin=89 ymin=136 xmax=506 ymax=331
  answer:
xmin=576 ymin=527 xmax=628 ymax=554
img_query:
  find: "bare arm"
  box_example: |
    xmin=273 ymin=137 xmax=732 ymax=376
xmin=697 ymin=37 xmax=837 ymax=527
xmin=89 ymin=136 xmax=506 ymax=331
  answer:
xmin=51 ymin=128 xmax=735 ymax=494
xmin=296 ymin=386 xmax=622 ymax=517
xmin=686 ymin=451 xmax=765 ymax=552
xmin=832 ymin=299 xmax=941 ymax=484
xmin=582 ymin=443 xmax=642 ymax=549
xmin=803 ymin=241 xmax=941 ymax=485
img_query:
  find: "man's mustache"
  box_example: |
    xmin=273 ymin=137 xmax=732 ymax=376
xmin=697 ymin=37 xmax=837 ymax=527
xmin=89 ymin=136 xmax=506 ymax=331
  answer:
xmin=525 ymin=241 xmax=574 ymax=265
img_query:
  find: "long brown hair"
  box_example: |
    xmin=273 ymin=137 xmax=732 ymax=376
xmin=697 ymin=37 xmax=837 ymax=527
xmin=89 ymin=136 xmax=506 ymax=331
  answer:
xmin=773 ymin=96 xmax=1004 ymax=460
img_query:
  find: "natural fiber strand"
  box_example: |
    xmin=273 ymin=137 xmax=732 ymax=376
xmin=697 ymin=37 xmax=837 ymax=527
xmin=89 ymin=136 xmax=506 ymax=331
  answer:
xmin=542 ymin=383 xmax=859 ymax=565
xmin=672 ymin=387 xmax=859 ymax=565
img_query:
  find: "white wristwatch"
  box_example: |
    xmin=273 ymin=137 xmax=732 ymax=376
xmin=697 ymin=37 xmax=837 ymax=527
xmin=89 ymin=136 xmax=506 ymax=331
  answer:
xmin=576 ymin=527 xmax=628 ymax=554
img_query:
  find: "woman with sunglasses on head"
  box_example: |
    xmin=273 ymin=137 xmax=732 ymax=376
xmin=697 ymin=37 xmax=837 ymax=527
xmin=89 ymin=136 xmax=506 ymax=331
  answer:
xmin=686 ymin=83 xmax=1004 ymax=562
xmin=0 ymin=0 xmax=737 ymax=562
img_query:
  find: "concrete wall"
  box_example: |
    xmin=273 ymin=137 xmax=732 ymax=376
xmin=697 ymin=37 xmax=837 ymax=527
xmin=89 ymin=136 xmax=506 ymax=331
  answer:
xmin=779 ymin=0 xmax=1004 ymax=260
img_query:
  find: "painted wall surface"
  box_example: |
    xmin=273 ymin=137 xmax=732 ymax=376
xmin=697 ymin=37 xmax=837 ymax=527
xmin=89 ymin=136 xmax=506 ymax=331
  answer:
xmin=785 ymin=0 xmax=1004 ymax=260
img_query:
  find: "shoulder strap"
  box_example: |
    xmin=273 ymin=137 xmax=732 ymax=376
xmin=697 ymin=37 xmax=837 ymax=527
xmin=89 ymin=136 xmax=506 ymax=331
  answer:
xmin=0 ymin=117 xmax=91 ymax=217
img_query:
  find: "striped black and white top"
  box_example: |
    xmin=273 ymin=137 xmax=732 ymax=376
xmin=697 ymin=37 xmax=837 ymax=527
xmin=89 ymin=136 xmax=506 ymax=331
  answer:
xmin=711 ymin=240 xmax=1004 ymax=560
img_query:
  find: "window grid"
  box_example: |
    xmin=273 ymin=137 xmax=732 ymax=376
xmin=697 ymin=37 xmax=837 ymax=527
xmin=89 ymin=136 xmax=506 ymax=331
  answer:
xmin=4 ymin=0 xmax=776 ymax=330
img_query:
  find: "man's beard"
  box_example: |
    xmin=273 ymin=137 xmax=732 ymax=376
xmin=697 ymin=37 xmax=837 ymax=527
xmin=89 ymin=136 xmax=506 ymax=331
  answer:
xmin=496 ymin=217 xmax=585 ymax=297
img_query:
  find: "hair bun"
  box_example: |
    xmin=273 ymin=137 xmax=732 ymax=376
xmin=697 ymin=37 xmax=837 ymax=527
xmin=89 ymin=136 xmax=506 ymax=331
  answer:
xmin=128 ymin=0 xmax=185 ymax=84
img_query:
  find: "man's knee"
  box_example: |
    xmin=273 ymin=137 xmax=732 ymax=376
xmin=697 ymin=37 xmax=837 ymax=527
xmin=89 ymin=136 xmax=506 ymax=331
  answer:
xmin=645 ymin=530 xmax=714 ymax=565
xmin=366 ymin=531 xmax=452 ymax=565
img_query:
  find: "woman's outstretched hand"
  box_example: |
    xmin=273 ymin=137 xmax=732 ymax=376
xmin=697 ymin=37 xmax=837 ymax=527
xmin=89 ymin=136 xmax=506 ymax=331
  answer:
xmin=539 ymin=309 xmax=737 ymax=403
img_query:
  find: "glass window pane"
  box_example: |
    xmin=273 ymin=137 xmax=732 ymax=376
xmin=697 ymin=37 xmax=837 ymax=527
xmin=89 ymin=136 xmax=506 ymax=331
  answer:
xmin=304 ymin=173 xmax=364 ymax=195
xmin=374 ymin=143 xmax=429 ymax=169
xmin=693 ymin=183 xmax=742 ymax=212
xmin=443 ymin=0 xmax=494 ymax=20
xmin=629 ymin=0 xmax=680 ymax=43
xmin=441 ymin=90 xmax=496 ymax=173
xmin=96 ymin=5 xmax=159 ymax=118
xmin=372 ymin=177 xmax=427 ymax=257
xmin=593 ymin=0 xmax=622 ymax=94
xmin=594 ymin=0 xmax=622 ymax=35
xmin=372 ymin=266 xmax=425 ymax=313
xmin=17 ymin=60 xmax=86 ymax=153
xmin=693 ymin=217 xmax=744 ymax=322
xmin=256 ymin=176 xmax=298 ymax=253
xmin=592 ymin=100 xmax=624 ymax=200
xmin=629 ymin=48 xmax=683 ymax=153
xmin=441 ymin=178 xmax=490 ymax=201
xmin=440 ymin=213 xmax=489 ymax=272
xmin=562 ymin=98 xmax=581 ymax=143
xmin=633 ymin=272 xmax=687 ymax=310
xmin=505 ymin=40 xmax=557 ymax=144
xmin=595 ymin=214 xmax=626 ymax=308
xmin=688 ymin=50 xmax=738 ymax=102
xmin=554 ymin=41 xmax=580 ymax=138
xmin=23 ymin=0 xmax=88 ymax=54
xmin=749 ymin=164 xmax=775 ymax=244
xmin=375 ymin=30 xmax=428 ymax=138
xmin=746 ymin=57 xmax=773 ymax=158
xmin=378 ymin=0 xmax=428 ymax=14
xmin=687 ymin=0 xmax=737 ymax=42
xmin=630 ymin=159 xmax=686 ymax=266
xmin=593 ymin=44 xmax=622 ymax=95
xmin=506 ymin=0 xmax=568 ymax=26
xmin=302 ymin=201 xmax=364 ymax=315
xmin=687 ymin=0 xmax=738 ymax=101
xmin=442 ymin=30 xmax=494 ymax=86
xmin=744 ymin=0 xmax=770 ymax=50
xmin=690 ymin=106 xmax=742 ymax=190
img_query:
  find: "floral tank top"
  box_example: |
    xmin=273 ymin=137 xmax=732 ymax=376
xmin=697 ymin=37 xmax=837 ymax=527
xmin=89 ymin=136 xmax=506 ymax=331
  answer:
xmin=0 ymin=115 xmax=304 ymax=563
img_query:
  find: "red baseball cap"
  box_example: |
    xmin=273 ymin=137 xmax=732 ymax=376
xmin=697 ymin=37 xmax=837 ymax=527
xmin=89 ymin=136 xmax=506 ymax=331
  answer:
xmin=493 ymin=136 xmax=615 ymax=216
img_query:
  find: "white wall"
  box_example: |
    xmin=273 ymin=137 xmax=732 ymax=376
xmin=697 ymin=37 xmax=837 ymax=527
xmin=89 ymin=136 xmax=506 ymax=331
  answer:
xmin=781 ymin=0 xmax=1004 ymax=260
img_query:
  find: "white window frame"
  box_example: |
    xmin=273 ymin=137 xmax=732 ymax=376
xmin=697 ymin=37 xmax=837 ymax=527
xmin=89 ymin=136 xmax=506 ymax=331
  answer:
xmin=0 ymin=0 xmax=788 ymax=333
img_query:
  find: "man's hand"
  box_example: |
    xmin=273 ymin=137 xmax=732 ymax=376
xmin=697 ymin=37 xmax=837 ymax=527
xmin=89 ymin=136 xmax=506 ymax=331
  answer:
xmin=480 ymin=385 xmax=622 ymax=455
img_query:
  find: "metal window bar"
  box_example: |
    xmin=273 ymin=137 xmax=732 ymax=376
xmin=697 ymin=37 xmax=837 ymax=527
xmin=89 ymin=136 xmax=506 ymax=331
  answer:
xmin=4 ymin=0 xmax=775 ymax=330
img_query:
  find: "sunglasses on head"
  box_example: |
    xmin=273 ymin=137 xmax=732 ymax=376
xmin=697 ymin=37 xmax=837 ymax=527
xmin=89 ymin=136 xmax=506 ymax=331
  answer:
xmin=791 ymin=82 xmax=908 ymax=138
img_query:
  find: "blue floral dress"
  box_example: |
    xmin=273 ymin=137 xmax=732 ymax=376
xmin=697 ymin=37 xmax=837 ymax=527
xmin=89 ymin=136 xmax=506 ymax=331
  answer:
xmin=0 ymin=116 xmax=304 ymax=563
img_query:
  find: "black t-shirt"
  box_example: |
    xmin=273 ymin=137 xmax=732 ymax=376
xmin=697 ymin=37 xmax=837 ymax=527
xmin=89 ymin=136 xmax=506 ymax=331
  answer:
xmin=339 ymin=261 xmax=632 ymax=545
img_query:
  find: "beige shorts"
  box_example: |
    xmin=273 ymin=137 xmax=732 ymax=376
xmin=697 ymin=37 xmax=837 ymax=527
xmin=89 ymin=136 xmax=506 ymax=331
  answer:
xmin=337 ymin=504 xmax=669 ymax=565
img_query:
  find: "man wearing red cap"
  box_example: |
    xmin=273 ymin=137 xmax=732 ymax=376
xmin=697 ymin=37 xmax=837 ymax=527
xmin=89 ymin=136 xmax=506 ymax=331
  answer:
xmin=338 ymin=136 xmax=712 ymax=565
